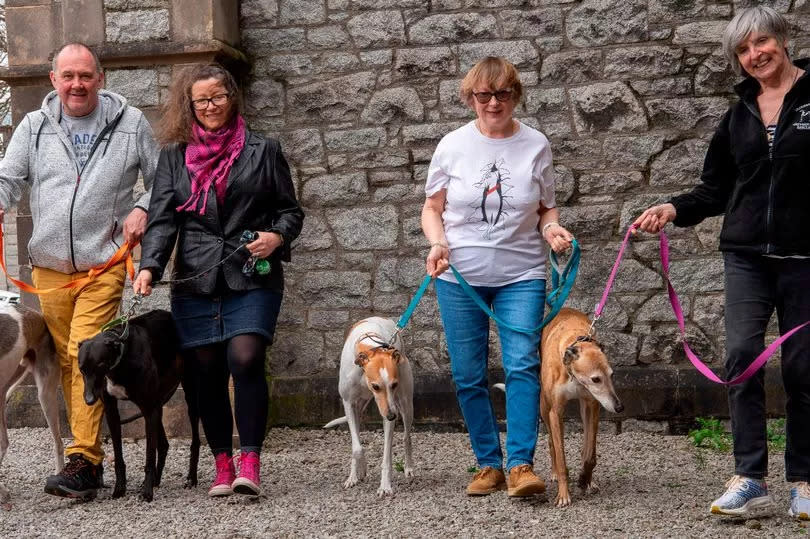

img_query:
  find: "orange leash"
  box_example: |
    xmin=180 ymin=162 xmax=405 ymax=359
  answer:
xmin=0 ymin=222 xmax=135 ymax=294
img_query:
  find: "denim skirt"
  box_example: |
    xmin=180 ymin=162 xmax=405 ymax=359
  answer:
xmin=171 ymin=288 xmax=283 ymax=350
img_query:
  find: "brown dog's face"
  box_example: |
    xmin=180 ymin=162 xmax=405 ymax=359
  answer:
xmin=355 ymin=342 xmax=403 ymax=422
xmin=564 ymin=341 xmax=624 ymax=413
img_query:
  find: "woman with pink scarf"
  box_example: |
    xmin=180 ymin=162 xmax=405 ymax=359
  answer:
xmin=133 ymin=64 xmax=304 ymax=498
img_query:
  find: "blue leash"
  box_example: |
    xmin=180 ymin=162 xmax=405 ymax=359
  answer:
xmin=396 ymin=239 xmax=580 ymax=334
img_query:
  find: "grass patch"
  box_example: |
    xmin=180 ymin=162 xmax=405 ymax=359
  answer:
xmin=688 ymin=417 xmax=731 ymax=452
xmin=767 ymin=418 xmax=786 ymax=451
xmin=394 ymin=459 xmax=404 ymax=473
xmin=467 ymin=466 xmax=479 ymax=474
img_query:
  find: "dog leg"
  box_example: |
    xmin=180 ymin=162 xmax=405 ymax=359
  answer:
xmin=378 ymin=418 xmax=395 ymax=497
xmin=0 ymin=398 xmax=9 ymax=507
xmin=402 ymin=398 xmax=415 ymax=478
xmin=343 ymin=398 xmax=366 ymax=489
xmin=540 ymin=394 xmax=558 ymax=483
xmin=577 ymin=399 xmax=600 ymax=495
xmin=140 ymin=408 xmax=160 ymax=502
xmin=548 ymin=405 xmax=571 ymax=508
xmin=103 ymin=392 xmax=127 ymax=498
xmin=155 ymin=420 xmax=169 ymax=487
xmin=34 ymin=359 xmax=63 ymax=474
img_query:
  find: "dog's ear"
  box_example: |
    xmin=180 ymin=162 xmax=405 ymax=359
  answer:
xmin=564 ymin=345 xmax=578 ymax=366
xmin=392 ymin=350 xmax=402 ymax=363
xmin=355 ymin=352 xmax=369 ymax=367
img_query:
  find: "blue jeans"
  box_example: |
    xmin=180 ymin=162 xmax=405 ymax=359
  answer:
xmin=435 ymin=278 xmax=545 ymax=471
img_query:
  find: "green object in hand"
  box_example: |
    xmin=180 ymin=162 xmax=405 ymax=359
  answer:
xmin=255 ymin=258 xmax=271 ymax=275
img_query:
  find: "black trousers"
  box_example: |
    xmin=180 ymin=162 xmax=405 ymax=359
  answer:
xmin=724 ymin=252 xmax=810 ymax=481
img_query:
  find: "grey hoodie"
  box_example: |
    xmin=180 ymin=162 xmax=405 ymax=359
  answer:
xmin=0 ymin=89 xmax=158 ymax=273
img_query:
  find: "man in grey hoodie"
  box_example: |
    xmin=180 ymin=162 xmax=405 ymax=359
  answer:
xmin=0 ymin=42 xmax=158 ymax=500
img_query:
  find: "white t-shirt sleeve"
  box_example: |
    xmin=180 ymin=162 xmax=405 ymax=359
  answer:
xmin=534 ymin=138 xmax=556 ymax=209
xmin=425 ymin=138 xmax=451 ymax=197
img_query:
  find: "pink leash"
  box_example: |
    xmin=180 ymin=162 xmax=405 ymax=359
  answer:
xmin=594 ymin=224 xmax=810 ymax=385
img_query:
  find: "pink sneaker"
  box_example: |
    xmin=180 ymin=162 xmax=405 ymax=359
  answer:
xmin=208 ymin=453 xmax=236 ymax=497
xmin=232 ymin=451 xmax=261 ymax=496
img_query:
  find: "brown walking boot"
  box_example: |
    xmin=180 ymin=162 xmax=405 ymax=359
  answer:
xmin=507 ymin=464 xmax=546 ymax=497
xmin=466 ymin=466 xmax=506 ymax=496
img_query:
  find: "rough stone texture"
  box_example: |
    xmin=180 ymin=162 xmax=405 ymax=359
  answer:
xmin=541 ymin=50 xmax=603 ymax=83
xmin=346 ymin=11 xmax=405 ymax=48
xmin=105 ymin=9 xmax=169 ymax=43
xmin=408 ymin=13 xmax=498 ymax=45
xmin=105 ymin=69 xmax=159 ymax=108
xmin=650 ymin=138 xmax=710 ymax=188
xmin=566 ymin=0 xmax=648 ymax=47
xmin=569 ymin=82 xmax=649 ymax=134
xmin=604 ymin=47 xmax=683 ymax=78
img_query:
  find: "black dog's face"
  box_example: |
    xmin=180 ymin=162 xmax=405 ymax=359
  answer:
xmin=78 ymin=332 xmax=123 ymax=406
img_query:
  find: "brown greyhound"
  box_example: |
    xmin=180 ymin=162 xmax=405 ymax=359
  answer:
xmin=540 ymin=307 xmax=623 ymax=507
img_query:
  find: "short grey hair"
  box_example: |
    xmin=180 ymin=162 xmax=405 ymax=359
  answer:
xmin=722 ymin=6 xmax=791 ymax=76
xmin=51 ymin=43 xmax=103 ymax=74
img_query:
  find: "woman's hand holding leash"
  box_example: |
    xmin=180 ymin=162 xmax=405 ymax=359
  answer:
xmin=633 ymin=203 xmax=676 ymax=234
xmin=426 ymin=243 xmax=449 ymax=278
xmin=133 ymin=269 xmax=154 ymax=296
xmin=246 ymin=231 xmax=283 ymax=259
xmin=543 ymin=223 xmax=575 ymax=253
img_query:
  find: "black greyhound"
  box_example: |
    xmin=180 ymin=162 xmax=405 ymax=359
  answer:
xmin=78 ymin=309 xmax=200 ymax=502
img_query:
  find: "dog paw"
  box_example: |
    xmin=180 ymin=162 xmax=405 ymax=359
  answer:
xmin=111 ymin=486 xmax=126 ymax=499
xmin=580 ymin=482 xmax=599 ymax=495
xmin=555 ymin=494 xmax=572 ymax=508
xmin=139 ymin=489 xmax=154 ymax=502
xmin=377 ymin=484 xmax=393 ymax=497
xmin=343 ymin=476 xmax=360 ymax=489
xmin=183 ymin=478 xmax=198 ymax=489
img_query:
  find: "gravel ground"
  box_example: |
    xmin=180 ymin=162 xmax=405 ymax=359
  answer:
xmin=0 ymin=426 xmax=806 ymax=537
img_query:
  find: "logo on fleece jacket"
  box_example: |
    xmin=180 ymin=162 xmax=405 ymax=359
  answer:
xmin=466 ymin=158 xmax=514 ymax=240
xmin=794 ymin=103 xmax=810 ymax=130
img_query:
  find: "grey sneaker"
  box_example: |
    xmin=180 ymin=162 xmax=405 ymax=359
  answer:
xmin=710 ymin=475 xmax=773 ymax=516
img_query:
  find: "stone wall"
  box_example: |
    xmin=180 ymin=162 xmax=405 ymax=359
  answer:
xmin=3 ymin=0 xmax=810 ymax=429
xmin=237 ymin=0 xmax=810 ymax=378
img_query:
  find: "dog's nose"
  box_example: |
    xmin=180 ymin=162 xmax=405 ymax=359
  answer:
xmin=614 ymin=401 xmax=624 ymax=413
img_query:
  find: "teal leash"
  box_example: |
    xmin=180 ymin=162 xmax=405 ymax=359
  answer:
xmin=395 ymin=239 xmax=580 ymax=336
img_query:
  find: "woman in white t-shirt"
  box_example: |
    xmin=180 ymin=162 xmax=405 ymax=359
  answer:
xmin=421 ymin=56 xmax=574 ymax=498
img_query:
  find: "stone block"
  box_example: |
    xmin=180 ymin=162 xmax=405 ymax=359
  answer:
xmin=10 ymin=85 xmax=52 ymax=126
xmin=579 ymin=171 xmax=644 ymax=195
xmin=649 ymin=0 xmax=706 ymax=23
xmin=324 ymin=128 xmax=385 ymax=152
xmin=602 ymin=135 xmax=665 ymax=168
xmin=325 ymin=206 xmax=398 ymax=250
xmin=346 ymin=10 xmax=405 ymax=48
xmin=629 ymin=77 xmax=693 ymax=97
xmin=302 ymin=173 xmax=369 ymax=207
xmin=296 ymin=213 xmax=333 ymax=251
xmin=240 ymin=0 xmax=278 ymax=27
xmin=645 ymin=97 xmax=729 ymax=130
xmin=562 ymin=203 xmax=620 ymax=240
xmin=393 ymin=47 xmax=455 ymax=79
xmin=650 ymin=138 xmax=709 ymax=188
xmin=278 ymin=128 xmax=324 ymax=166
xmin=279 ymin=0 xmax=326 ymax=25
xmin=604 ymin=46 xmax=683 ymax=78
xmin=694 ymin=50 xmax=737 ymax=96
xmin=62 ymin=0 xmax=105 ymax=45
xmin=501 ymin=8 xmax=562 ymax=38
xmin=297 ymin=271 xmax=371 ymax=308
xmin=244 ymin=79 xmax=284 ymax=117
xmin=408 ymin=13 xmax=498 ymax=45
xmin=672 ymin=21 xmax=727 ymax=45
xmin=569 ymin=82 xmax=648 ymax=134
xmin=307 ymin=25 xmax=351 ymax=49
xmin=361 ymin=87 xmax=424 ymax=124
xmin=540 ymin=51 xmax=602 ymax=84
xmin=287 ymin=72 xmax=376 ymax=124
xmin=6 ymin=5 xmax=59 ymax=66
xmin=456 ymin=40 xmax=538 ymax=71
xmin=307 ymin=310 xmax=350 ymax=329
xmin=566 ymin=0 xmax=647 ymax=47
xmin=106 ymin=9 xmax=169 ymax=43
xmin=105 ymin=69 xmax=159 ymax=108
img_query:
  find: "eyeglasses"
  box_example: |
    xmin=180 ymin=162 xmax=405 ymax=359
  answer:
xmin=191 ymin=93 xmax=230 ymax=110
xmin=472 ymin=89 xmax=513 ymax=104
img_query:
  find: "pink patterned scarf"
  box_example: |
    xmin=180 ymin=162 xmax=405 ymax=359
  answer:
xmin=177 ymin=114 xmax=246 ymax=214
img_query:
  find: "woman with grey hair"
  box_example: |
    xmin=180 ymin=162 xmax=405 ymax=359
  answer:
xmin=634 ymin=6 xmax=810 ymax=519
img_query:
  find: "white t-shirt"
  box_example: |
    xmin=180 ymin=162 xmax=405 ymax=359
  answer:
xmin=60 ymin=101 xmax=105 ymax=170
xmin=425 ymin=120 xmax=556 ymax=286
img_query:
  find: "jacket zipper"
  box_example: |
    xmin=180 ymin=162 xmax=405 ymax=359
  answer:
xmin=66 ymin=117 xmax=122 ymax=271
xmin=744 ymin=98 xmax=777 ymax=254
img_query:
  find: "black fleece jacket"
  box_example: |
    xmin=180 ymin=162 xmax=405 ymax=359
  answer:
xmin=670 ymin=58 xmax=810 ymax=256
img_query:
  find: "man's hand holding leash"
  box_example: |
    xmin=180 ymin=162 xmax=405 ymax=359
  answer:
xmin=123 ymin=207 xmax=148 ymax=246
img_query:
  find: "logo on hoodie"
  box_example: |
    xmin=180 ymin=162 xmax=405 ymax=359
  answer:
xmin=794 ymin=103 xmax=810 ymax=130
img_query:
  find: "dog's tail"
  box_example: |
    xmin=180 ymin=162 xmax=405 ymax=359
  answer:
xmin=492 ymin=383 xmax=505 ymax=393
xmin=323 ymin=416 xmax=348 ymax=429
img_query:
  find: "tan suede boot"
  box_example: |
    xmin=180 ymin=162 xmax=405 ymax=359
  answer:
xmin=466 ymin=466 xmax=506 ymax=496
xmin=507 ymin=464 xmax=546 ymax=497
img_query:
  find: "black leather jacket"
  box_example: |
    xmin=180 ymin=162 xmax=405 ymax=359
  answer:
xmin=139 ymin=130 xmax=304 ymax=295
xmin=671 ymin=59 xmax=810 ymax=256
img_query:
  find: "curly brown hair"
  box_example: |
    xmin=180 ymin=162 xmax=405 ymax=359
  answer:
xmin=157 ymin=63 xmax=242 ymax=146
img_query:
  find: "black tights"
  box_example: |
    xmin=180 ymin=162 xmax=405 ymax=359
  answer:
xmin=189 ymin=333 xmax=268 ymax=456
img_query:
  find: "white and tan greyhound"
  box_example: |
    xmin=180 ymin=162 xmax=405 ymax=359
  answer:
xmin=540 ymin=307 xmax=623 ymax=508
xmin=0 ymin=304 xmax=63 ymax=506
xmin=324 ymin=316 xmax=414 ymax=496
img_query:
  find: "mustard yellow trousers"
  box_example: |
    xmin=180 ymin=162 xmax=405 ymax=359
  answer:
xmin=32 ymin=264 xmax=125 ymax=465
